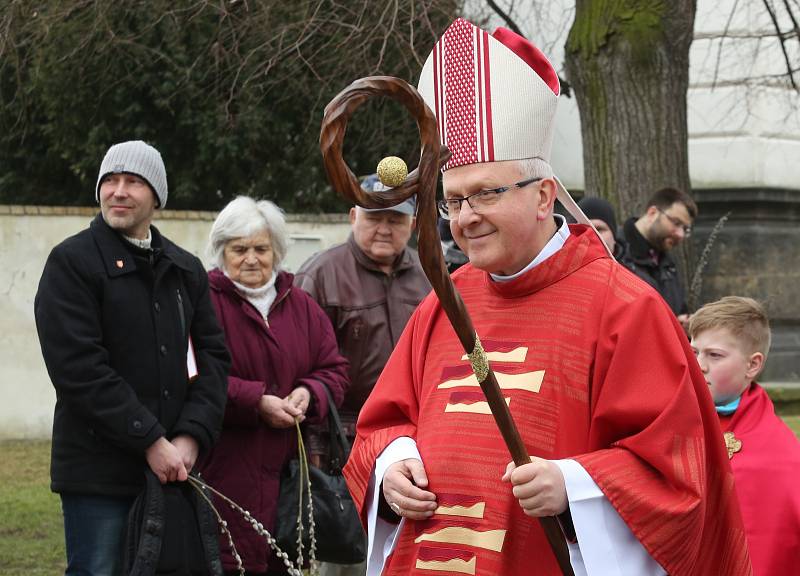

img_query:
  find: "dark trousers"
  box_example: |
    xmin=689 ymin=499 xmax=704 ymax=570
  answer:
xmin=61 ymin=493 xmax=135 ymax=576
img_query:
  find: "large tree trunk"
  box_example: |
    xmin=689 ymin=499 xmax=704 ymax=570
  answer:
xmin=565 ymin=1 xmax=696 ymax=217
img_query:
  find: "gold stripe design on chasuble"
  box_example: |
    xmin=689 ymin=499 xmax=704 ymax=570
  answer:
xmin=413 ymin=527 xmax=506 ymax=552
xmin=434 ymin=501 xmax=486 ymax=518
xmin=415 ymin=557 xmax=477 ymax=575
xmin=444 ymin=397 xmax=511 ymax=414
xmin=438 ymin=370 xmax=545 ymax=393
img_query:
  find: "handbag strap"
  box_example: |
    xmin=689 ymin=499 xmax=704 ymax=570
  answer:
xmin=317 ymin=384 xmax=350 ymax=471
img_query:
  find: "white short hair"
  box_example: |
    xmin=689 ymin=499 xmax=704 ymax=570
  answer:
xmin=207 ymin=196 xmax=288 ymax=270
xmin=517 ymin=157 xmax=553 ymax=180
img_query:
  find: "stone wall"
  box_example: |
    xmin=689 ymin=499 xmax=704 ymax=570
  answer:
xmin=691 ymin=189 xmax=800 ymax=381
xmin=0 ymin=206 xmax=351 ymax=439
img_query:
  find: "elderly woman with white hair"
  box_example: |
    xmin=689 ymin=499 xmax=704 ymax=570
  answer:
xmin=197 ymin=196 xmax=349 ymax=575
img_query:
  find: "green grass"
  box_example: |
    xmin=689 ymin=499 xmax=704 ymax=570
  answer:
xmin=2 ymin=418 xmax=799 ymax=574
xmin=784 ymin=415 xmax=800 ymax=438
xmin=0 ymin=440 xmax=65 ymax=575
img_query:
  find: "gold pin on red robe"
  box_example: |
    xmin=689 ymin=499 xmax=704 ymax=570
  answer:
xmin=723 ymin=431 xmax=742 ymax=459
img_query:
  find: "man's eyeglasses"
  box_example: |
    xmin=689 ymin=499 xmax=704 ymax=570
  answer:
xmin=657 ymin=207 xmax=692 ymax=236
xmin=438 ymin=177 xmax=542 ymax=221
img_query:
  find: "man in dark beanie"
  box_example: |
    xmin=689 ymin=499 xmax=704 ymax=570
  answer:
xmin=577 ymin=196 xmax=619 ymax=256
xmin=35 ymin=140 xmax=230 ymax=575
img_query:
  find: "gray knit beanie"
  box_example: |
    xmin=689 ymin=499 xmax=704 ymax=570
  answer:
xmin=96 ymin=141 xmax=168 ymax=208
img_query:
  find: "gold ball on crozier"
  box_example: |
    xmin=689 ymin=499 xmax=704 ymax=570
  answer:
xmin=377 ymin=156 xmax=408 ymax=187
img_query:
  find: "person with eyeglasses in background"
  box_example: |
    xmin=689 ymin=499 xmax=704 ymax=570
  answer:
xmin=621 ymin=187 xmax=697 ymax=328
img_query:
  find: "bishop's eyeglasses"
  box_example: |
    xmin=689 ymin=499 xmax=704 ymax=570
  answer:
xmin=437 ymin=177 xmax=542 ymax=221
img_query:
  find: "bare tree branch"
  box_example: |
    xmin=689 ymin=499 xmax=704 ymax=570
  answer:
xmin=762 ymin=0 xmax=799 ymax=90
xmin=697 ymin=29 xmax=798 ymax=39
xmin=781 ymin=0 xmax=800 ymax=53
xmin=711 ymin=0 xmax=740 ymax=90
xmin=486 ymin=0 xmax=523 ymax=35
xmin=484 ymin=0 xmax=572 ymax=97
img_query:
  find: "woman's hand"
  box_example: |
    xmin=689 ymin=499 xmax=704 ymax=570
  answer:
xmin=258 ymin=386 xmax=311 ymax=428
xmin=258 ymin=394 xmax=297 ymax=428
xmin=285 ymin=386 xmax=311 ymax=417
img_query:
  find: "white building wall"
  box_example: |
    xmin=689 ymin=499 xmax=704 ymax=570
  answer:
xmin=690 ymin=0 xmax=800 ymax=188
xmin=0 ymin=207 xmax=350 ymax=439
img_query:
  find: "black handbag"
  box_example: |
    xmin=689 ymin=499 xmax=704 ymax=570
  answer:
xmin=124 ymin=470 xmax=223 ymax=576
xmin=275 ymin=385 xmax=366 ymax=565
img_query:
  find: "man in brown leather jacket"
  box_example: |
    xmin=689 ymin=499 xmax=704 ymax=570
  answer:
xmin=295 ymin=175 xmax=431 ymax=440
xmin=294 ymin=175 xmax=430 ymax=575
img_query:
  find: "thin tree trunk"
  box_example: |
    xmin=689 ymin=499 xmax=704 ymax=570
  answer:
xmin=565 ymin=0 xmax=696 ymax=217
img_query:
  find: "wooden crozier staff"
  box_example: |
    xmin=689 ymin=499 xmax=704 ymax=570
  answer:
xmin=319 ymin=75 xmax=574 ymax=576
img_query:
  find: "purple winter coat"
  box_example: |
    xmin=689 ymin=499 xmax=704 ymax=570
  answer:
xmin=198 ymin=268 xmax=349 ymax=573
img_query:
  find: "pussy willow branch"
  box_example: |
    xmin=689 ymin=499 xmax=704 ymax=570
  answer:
xmin=689 ymin=211 xmax=731 ymax=312
xmin=187 ymin=475 xmax=304 ymax=576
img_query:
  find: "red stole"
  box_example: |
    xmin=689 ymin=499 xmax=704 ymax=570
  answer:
xmin=345 ymin=225 xmax=751 ymax=575
xmin=720 ymin=383 xmax=800 ymax=575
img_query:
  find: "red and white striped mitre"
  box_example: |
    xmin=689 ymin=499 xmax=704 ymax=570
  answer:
xmin=418 ymin=18 xmax=561 ymax=172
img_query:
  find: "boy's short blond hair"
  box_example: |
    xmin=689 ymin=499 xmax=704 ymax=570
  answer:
xmin=689 ymin=296 xmax=771 ymax=358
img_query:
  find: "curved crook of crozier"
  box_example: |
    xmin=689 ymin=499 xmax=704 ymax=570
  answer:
xmin=319 ymin=76 xmax=473 ymax=351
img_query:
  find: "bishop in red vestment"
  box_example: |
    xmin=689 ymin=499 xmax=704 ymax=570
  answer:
xmin=344 ymin=18 xmax=751 ymax=576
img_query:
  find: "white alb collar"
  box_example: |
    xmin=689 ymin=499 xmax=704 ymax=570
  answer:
xmin=490 ymin=214 xmax=570 ymax=282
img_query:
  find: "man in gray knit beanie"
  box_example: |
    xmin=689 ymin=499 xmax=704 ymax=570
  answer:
xmin=96 ymin=140 xmax=168 ymax=208
xmin=34 ymin=140 xmax=230 ymax=574
xmin=94 ymin=140 xmax=167 ymax=243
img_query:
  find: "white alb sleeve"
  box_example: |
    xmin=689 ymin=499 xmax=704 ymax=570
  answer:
xmin=552 ymin=459 xmax=666 ymax=576
xmin=364 ymin=436 xmax=420 ymax=576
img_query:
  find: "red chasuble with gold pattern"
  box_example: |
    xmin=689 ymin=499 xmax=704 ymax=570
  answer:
xmin=718 ymin=382 xmax=800 ymax=575
xmin=344 ymin=225 xmax=751 ymax=576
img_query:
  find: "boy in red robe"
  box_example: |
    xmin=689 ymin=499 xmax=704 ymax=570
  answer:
xmin=690 ymin=296 xmax=800 ymax=575
xmin=344 ymin=18 xmax=751 ymax=576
